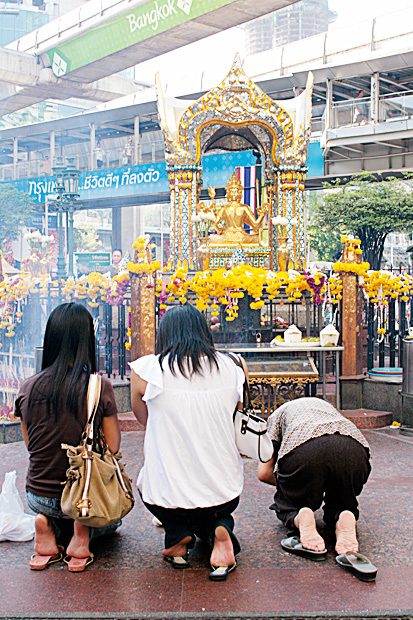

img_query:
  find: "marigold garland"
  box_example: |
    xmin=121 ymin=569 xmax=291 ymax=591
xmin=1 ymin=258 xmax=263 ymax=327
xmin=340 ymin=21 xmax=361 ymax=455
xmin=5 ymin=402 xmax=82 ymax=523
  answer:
xmin=158 ymin=265 xmax=347 ymax=321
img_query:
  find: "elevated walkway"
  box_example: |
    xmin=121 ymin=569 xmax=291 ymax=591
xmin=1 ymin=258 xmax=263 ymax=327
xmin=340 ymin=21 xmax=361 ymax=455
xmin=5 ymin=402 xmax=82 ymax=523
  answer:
xmin=1 ymin=0 xmax=298 ymax=115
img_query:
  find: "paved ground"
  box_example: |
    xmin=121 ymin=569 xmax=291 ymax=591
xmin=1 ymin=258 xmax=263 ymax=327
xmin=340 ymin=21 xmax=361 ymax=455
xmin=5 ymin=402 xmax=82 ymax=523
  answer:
xmin=0 ymin=428 xmax=412 ymax=620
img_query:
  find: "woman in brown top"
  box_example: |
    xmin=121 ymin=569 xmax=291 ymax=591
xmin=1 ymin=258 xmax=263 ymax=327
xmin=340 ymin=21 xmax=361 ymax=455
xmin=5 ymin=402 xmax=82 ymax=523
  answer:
xmin=15 ymin=303 xmax=121 ymax=572
xmin=258 ymin=398 xmax=371 ymax=565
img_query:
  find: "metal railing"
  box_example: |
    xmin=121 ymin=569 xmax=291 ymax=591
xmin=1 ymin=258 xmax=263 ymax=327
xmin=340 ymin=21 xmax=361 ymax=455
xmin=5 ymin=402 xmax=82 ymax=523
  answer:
xmin=366 ymin=297 xmax=413 ymax=371
xmin=0 ymin=287 xmax=130 ymax=381
xmin=378 ymin=91 xmax=413 ymax=123
xmin=325 ymin=90 xmax=413 ymax=131
xmin=0 ymin=140 xmax=165 ymax=181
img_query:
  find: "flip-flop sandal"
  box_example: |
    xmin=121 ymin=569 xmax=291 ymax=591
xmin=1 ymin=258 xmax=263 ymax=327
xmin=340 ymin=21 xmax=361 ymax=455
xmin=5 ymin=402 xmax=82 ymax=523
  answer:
xmin=281 ymin=536 xmax=327 ymax=561
xmin=336 ymin=551 xmax=377 ymax=582
xmin=209 ymin=562 xmax=237 ymax=581
xmin=163 ymin=553 xmax=190 ymax=569
xmin=29 ymin=546 xmax=64 ymax=571
xmin=64 ymin=554 xmax=95 ymax=573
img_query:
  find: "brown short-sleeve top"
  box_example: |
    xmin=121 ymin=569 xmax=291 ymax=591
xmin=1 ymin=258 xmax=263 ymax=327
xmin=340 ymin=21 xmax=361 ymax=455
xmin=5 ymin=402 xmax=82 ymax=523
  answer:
xmin=14 ymin=373 xmax=118 ymax=498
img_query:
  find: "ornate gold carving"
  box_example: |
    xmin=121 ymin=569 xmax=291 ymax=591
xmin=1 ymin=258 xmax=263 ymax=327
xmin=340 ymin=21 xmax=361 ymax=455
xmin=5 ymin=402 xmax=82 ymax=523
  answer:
xmin=249 ymin=377 xmax=318 ymax=418
xmin=164 ymin=55 xmax=294 ymax=167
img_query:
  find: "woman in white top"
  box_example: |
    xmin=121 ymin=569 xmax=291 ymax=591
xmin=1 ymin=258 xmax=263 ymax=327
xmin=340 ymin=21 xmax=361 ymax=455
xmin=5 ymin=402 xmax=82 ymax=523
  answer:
xmin=130 ymin=304 xmax=246 ymax=581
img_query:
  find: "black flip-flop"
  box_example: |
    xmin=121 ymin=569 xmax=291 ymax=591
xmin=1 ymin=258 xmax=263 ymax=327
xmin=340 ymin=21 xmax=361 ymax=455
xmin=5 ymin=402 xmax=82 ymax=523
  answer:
xmin=209 ymin=562 xmax=237 ymax=581
xmin=163 ymin=553 xmax=190 ymax=569
xmin=281 ymin=536 xmax=327 ymax=561
xmin=336 ymin=551 xmax=377 ymax=582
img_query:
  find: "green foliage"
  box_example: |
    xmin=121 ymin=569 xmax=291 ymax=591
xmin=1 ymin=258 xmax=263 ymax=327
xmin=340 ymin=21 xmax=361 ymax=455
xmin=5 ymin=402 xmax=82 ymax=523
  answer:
xmin=317 ymin=174 xmax=413 ymax=269
xmin=307 ymin=192 xmax=343 ymax=261
xmin=0 ymin=184 xmax=34 ymax=250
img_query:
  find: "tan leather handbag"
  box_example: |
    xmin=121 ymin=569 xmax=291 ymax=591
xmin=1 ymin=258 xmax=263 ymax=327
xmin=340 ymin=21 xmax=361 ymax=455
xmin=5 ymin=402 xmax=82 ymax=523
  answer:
xmin=60 ymin=374 xmax=134 ymax=528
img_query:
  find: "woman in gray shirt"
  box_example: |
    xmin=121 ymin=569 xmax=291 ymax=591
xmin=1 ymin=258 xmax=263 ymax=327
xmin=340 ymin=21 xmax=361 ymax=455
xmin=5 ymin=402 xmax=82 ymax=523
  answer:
xmin=258 ymin=397 xmax=374 ymax=578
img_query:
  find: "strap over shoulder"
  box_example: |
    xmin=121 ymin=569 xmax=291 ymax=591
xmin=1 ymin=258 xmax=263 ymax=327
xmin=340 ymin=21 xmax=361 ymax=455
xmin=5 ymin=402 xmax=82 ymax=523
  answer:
xmin=85 ymin=374 xmax=102 ymax=442
xmin=223 ymin=351 xmax=253 ymax=411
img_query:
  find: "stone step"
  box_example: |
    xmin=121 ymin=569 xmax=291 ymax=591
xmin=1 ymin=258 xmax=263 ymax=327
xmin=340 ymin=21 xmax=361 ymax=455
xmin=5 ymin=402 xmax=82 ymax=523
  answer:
xmin=341 ymin=408 xmax=393 ymax=429
xmin=118 ymin=411 xmax=145 ymax=432
xmin=120 ymin=409 xmax=393 ymax=432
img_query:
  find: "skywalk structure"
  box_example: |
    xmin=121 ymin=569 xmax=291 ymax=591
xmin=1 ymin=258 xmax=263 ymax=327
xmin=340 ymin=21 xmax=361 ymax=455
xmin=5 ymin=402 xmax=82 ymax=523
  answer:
xmin=1 ymin=4 xmax=413 ymax=257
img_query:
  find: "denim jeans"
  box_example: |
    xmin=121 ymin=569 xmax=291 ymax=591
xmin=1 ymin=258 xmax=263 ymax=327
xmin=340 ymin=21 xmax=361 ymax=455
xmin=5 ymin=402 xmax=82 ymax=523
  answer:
xmin=27 ymin=491 xmax=121 ymax=541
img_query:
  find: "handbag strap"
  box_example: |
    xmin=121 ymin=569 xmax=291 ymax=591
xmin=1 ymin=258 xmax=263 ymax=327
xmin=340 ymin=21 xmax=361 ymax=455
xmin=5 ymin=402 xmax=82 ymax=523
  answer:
xmin=225 ymin=351 xmax=253 ymax=411
xmin=84 ymin=374 xmax=102 ymax=452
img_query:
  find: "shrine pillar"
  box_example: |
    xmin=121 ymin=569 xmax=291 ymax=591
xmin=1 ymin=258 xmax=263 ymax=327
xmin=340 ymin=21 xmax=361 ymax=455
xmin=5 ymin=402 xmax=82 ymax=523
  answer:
xmin=167 ymin=164 xmax=202 ymax=269
xmin=274 ymin=166 xmax=307 ymax=271
xmin=130 ymin=274 xmax=156 ymax=360
xmin=337 ymin=239 xmax=365 ymax=409
xmin=266 ymin=175 xmax=277 ymax=270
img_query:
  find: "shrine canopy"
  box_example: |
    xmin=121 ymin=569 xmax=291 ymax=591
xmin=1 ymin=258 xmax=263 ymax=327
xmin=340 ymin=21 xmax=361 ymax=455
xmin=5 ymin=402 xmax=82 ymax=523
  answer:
xmin=155 ymin=54 xmax=313 ymax=269
xmin=155 ymin=54 xmax=313 ymax=171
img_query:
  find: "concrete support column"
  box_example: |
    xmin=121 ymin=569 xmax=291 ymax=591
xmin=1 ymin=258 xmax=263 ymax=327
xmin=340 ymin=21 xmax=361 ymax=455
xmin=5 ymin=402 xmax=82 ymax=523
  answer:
xmin=134 ymin=116 xmax=140 ymax=164
xmin=13 ymin=138 xmax=18 ymax=178
xmin=325 ymin=79 xmax=333 ymax=130
xmin=90 ymin=123 xmax=96 ymax=169
xmin=50 ymin=130 xmax=55 ymax=168
xmin=371 ymin=73 xmax=380 ymax=123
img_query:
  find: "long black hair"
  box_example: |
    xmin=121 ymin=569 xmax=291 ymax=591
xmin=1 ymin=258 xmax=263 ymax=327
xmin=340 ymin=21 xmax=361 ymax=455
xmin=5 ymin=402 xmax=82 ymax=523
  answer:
xmin=31 ymin=302 xmax=96 ymax=418
xmin=156 ymin=304 xmax=218 ymax=377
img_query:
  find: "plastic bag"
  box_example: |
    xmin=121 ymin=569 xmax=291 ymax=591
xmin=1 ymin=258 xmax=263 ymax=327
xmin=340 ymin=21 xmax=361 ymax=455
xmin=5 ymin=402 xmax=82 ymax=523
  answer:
xmin=0 ymin=471 xmax=35 ymax=542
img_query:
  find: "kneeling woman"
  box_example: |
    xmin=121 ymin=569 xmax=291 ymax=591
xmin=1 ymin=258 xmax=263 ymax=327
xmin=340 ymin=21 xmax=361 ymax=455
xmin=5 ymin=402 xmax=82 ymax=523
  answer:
xmin=15 ymin=303 xmax=121 ymax=572
xmin=130 ymin=304 xmax=246 ymax=581
xmin=258 ymin=398 xmax=374 ymax=576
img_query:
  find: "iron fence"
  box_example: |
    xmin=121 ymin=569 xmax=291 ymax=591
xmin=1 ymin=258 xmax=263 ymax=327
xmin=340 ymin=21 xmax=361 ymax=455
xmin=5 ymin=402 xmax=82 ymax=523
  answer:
xmin=366 ymin=297 xmax=413 ymax=370
xmin=0 ymin=286 xmax=130 ymax=382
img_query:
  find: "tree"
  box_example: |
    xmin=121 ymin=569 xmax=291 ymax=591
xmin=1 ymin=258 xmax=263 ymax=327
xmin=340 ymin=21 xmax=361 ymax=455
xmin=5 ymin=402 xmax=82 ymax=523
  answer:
xmin=316 ymin=174 xmax=413 ymax=269
xmin=307 ymin=191 xmax=343 ymax=261
xmin=0 ymin=184 xmax=34 ymax=251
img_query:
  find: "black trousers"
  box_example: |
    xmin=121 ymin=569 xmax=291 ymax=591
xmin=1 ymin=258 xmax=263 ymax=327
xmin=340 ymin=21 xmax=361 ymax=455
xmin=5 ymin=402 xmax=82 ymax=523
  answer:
xmin=143 ymin=496 xmax=241 ymax=554
xmin=270 ymin=434 xmax=371 ymax=531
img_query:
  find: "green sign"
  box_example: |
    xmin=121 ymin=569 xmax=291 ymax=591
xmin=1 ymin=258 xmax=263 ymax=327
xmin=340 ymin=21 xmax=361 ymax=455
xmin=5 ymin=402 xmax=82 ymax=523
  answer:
xmin=75 ymin=252 xmax=111 ymax=272
xmin=47 ymin=0 xmax=236 ymax=77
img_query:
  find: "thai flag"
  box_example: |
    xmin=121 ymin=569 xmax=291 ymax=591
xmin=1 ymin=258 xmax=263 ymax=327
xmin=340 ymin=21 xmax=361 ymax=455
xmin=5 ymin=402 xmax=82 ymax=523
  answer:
xmin=236 ymin=166 xmax=257 ymax=214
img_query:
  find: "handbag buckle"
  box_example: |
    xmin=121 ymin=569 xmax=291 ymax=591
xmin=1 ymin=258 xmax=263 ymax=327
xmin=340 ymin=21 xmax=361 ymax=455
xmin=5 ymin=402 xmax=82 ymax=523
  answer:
xmin=241 ymin=417 xmax=249 ymax=434
xmin=76 ymin=498 xmax=91 ymax=511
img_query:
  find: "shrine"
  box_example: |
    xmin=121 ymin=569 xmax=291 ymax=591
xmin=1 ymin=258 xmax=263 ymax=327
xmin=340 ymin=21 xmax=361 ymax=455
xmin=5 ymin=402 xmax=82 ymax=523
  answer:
xmin=156 ymin=54 xmax=313 ymax=271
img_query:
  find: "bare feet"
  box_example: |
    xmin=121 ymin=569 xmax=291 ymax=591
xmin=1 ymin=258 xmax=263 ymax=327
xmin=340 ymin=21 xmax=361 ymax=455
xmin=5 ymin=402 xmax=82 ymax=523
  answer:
xmin=335 ymin=510 xmax=359 ymax=554
xmin=33 ymin=514 xmax=59 ymax=556
xmin=66 ymin=520 xmax=91 ymax=559
xmin=293 ymin=507 xmax=326 ymax=552
xmin=162 ymin=535 xmax=193 ymax=559
xmin=210 ymin=526 xmax=235 ymax=568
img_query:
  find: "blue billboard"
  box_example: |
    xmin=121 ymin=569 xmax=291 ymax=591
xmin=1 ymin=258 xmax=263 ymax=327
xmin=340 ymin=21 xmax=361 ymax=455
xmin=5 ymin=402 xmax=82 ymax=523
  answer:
xmin=2 ymin=144 xmax=324 ymax=205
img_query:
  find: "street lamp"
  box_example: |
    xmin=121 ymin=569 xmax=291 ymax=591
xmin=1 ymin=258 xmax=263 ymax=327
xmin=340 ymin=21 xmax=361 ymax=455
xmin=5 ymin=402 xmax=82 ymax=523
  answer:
xmin=61 ymin=157 xmax=80 ymax=278
xmin=52 ymin=156 xmax=80 ymax=278
xmin=52 ymin=157 xmax=66 ymax=279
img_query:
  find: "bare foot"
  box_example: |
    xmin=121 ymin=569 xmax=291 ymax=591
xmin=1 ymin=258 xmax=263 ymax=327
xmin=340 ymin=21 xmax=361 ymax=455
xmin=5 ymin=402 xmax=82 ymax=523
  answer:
xmin=294 ymin=507 xmax=326 ymax=552
xmin=66 ymin=521 xmax=91 ymax=559
xmin=33 ymin=514 xmax=59 ymax=556
xmin=335 ymin=510 xmax=358 ymax=554
xmin=162 ymin=535 xmax=193 ymax=559
xmin=210 ymin=526 xmax=235 ymax=567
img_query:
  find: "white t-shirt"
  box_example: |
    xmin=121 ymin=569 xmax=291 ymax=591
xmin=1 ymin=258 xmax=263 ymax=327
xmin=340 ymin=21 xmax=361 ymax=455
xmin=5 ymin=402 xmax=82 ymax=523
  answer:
xmin=129 ymin=352 xmax=245 ymax=509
